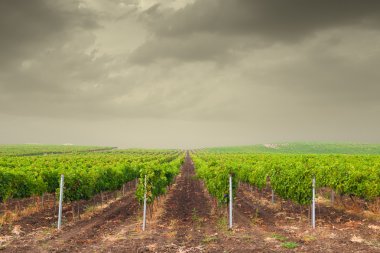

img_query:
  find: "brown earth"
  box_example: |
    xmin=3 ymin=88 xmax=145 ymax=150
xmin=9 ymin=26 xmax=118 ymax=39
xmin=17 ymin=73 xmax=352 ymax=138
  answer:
xmin=1 ymin=154 xmax=380 ymax=252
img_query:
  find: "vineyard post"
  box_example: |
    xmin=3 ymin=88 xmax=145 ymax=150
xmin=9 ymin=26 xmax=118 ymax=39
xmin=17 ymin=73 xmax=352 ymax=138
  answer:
xmin=58 ymin=174 xmax=64 ymax=230
xmin=142 ymin=175 xmax=147 ymax=231
xmin=229 ymin=174 xmax=233 ymax=230
xmin=312 ymin=177 xmax=316 ymax=229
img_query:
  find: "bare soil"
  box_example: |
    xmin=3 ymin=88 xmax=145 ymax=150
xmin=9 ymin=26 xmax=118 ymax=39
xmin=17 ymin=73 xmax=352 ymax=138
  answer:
xmin=1 ymin=154 xmax=379 ymax=252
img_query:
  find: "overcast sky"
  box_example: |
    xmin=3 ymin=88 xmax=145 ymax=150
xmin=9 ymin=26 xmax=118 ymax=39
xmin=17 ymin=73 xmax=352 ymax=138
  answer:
xmin=1 ymin=0 xmax=380 ymax=148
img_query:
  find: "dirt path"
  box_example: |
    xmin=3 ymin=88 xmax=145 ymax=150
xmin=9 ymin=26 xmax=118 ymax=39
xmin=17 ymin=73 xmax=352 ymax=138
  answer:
xmin=103 ymin=153 xmax=275 ymax=252
xmin=157 ymin=154 xmax=212 ymax=245
xmin=96 ymin=153 xmax=219 ymax=252
xmin=2 ymin=189 xmax=139 ymax=253
xmin=234 ymin=184 xmax=380 ymax=252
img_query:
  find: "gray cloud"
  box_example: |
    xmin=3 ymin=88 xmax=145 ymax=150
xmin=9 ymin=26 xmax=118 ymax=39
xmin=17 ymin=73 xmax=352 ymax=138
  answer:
xmin=152 ymin=0 xmax=380 ymax=38
xmin=129 ymin=33 xmax=237 ymax=64
xmin=0 ymin=0 xmax=99 ymax=69
xmin=0 ymin=0 xmax=110 ymax=118
xmin=1 ymin=0 xmax=380 ymax=147
xmin=131 ymin=0 xmax=380 ymax=63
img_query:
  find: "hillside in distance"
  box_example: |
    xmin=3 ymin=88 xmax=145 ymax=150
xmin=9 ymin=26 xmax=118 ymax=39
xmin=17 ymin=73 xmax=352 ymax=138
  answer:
xmin=204 ymin=142 xmax=380 ymax=154
xmin=0 ymin=144 xmax=115 ymax=156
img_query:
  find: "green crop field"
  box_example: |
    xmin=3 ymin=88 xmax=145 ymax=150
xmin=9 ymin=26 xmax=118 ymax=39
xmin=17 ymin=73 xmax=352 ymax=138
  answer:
xmin=1 ymin=144 xmax=379 ymax=252
xmin=192 ymin=151 xmax=380 ymax=205
xmin=0 ymin=144 xmax=115 ymax=156
xmin=204 ymin=142 xmax=380 ymax=154
xmin=0 ymin=148 xmax=184 ymax=203
xmin=194 ymin=143 xmax=380 ymax=206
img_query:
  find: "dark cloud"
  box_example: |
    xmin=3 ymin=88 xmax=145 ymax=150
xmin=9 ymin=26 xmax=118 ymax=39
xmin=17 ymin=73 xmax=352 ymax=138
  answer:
xmin=157 ymin=0 xmax=380 ymax=37
xmin=131 ymin=0 xmax=380 ymax=63
xmin=0 ymin=0 xmax=109 ymax=119
xmin=0 ymin=0 xmax=99 ymax=69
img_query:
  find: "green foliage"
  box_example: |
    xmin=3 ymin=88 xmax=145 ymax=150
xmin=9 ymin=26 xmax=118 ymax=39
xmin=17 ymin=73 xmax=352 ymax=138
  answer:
xmin=0 ymin=168 xmax=46 ymax=202
xmin=281 ymin=241 xmax=299 ymax=249
xmin=0 ymin=150 xmax=184 ymax=203
xmin=192 ymin=152 xmax=380 ymax=205
xmin=135 ymin=155 xmax=184 ymax=203
xmin=271 ymin=234 xmax=287 ymax=242
xmin=193 ymin=156 xmax=238 ymax=203
xmin=62 ymin=169 xmax=95 ymax=201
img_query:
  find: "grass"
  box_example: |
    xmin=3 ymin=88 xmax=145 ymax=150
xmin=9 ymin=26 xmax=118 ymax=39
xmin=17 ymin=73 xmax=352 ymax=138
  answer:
xmin=272 ymin=233 xmax=299 ymax=249
xmin=272 ymin=233 xmax=287 ymax=242
xmin=281 ymin=241 xmax=299 ymax=249
xmin=202 ymin=235 xmax=218 ymax=244
xmin=217 ymin=216 xmax=228 ymax=230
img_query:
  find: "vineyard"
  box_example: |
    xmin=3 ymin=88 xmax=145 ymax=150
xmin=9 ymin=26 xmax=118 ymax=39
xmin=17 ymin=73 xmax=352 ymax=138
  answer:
xmin=193 ymin=152 xmax=380 ymax=206
xmin=205 ymin=142 xmax=380 ymax=154
xmin=0 ymin=145 xmax=379 ymax=252
xmin=0 ymin=144 xmax=116 ymax=156
xmin=0 ymin=150 xmax=184 ymax=203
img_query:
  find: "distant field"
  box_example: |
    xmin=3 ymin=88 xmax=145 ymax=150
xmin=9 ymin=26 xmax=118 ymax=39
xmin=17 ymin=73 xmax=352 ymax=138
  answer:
xmin=204 ymin=142 xmax=380 ymax=154
xmin=0 ymin=144 xmax=115 ymax=156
